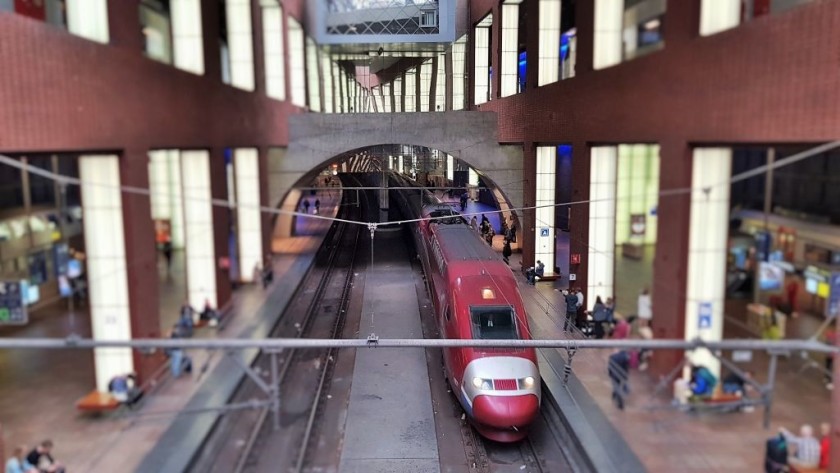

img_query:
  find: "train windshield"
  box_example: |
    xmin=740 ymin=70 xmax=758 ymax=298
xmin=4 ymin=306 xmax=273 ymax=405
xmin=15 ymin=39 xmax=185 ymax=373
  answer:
xmin=470 ymin=306 xmax=518 ymax=340
xmin=428 ymin=209 xmax=460 ymax=225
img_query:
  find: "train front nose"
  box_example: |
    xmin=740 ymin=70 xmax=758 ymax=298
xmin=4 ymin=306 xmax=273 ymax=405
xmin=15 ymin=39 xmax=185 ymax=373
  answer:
xmin=472 ymin=394 xmax=540 ymax=429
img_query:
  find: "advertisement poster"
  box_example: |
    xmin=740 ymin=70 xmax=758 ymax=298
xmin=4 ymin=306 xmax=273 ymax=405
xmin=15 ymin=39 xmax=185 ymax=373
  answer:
xmin=758 ymin=262 xmax=785 ymax=292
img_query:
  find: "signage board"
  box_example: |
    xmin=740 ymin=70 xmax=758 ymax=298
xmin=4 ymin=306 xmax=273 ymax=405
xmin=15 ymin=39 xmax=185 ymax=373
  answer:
xmin=698 ymin=302 xmax=712 ymax=329
xmin=758 ymin=262 xmax=785 ymax=292
xmin=540 ymin=227 xmax=549 ymax=237
xmin=0 ymin=281 xmax=27 ymax=325
xmin=569 ymin=273 xmax=576 ymax=281
xmin=570 ymin=254 xmax=581 ymax=265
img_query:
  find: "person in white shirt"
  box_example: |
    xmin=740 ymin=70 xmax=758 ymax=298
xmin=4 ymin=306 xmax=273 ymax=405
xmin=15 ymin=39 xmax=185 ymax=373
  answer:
xmin=637 ymin=288 xmax=652 ymax=327
xmin=780 ymin=424 xmax=821 ymax=469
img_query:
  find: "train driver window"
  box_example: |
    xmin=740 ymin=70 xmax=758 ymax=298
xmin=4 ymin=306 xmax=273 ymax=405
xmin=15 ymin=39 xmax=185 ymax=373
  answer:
xmin=470 ymin=306 xmax=518 ymax=339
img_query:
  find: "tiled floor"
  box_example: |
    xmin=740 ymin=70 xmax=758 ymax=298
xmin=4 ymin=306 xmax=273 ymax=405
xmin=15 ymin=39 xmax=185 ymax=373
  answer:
xmin=0 ymin=189 xmax=339 ymax=471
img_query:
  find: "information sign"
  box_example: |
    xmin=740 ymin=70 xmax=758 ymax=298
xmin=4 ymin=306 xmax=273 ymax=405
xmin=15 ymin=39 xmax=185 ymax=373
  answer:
xmin=698 ymin=302 xmax=712 ymax=329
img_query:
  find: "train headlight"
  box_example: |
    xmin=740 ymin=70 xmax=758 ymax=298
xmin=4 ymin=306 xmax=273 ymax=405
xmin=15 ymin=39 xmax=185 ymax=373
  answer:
xmin=472 ymin=377 xmax=493 ymax=390
xmin=519 ymin=376 xmax=536 ymax=389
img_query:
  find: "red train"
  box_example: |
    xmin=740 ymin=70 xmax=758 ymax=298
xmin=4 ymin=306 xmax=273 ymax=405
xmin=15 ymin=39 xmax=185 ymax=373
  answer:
xmin=393 ymin=184 xmax=541 ymax=442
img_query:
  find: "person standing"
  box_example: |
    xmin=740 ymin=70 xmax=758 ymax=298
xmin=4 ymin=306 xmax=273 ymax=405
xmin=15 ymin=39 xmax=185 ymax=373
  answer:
xmin=779 ymin=424 xmax=821 ymax=470
xmin=162 ymin=238 xmax=173 ymax=271
xmin=563 ymin=290 xmax=578 ymax=332
xmin=314 ymin=198 xmax=321 ymax=214
xmin=819 ymin=422 xmax=831 ymax=469
xmin=591 ymin=296 xmax=609 ymax=339
xmin=637 ymin=288 xmax=652 ymax=328
xmin=607 ymin=350 xmax=630 ymax=410
xmin=575 ymin=288 xmax=586 ymax=329
xmin=302 ymin=198 xmax=310 ymax=214
xmin=470 ymin=216 xmax=478 ymax=232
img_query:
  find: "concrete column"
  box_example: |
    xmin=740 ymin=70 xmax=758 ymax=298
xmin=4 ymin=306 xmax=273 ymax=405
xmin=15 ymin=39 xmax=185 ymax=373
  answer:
xmin=79 ymin=154 xmax=133 ymax=392
xmin=120 ymin=149 xmax=162 ymax=382
xmin=106 ymin=0 xmax=142 ymax=50
xmin=684 ymin=147 xmax=732 ymax=378
xmin=650 ymin=140 xmax=691 ymax=376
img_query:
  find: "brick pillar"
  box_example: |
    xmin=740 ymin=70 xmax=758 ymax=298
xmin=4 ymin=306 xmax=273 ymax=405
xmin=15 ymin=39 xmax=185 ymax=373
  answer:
xmin=258 ymin=146 xmax=272 ymax=258
xmin=520 ymin=142 xmax=537 ymax=271
xmin=573 ymin=0 xmax=594 ymax=75
xmin=202 ymin=0 xmax=222 ymax=82
xmin=490 ymin=5 xmax=501 ymax=101
xmin=251 ymin=0 xmax=266 ymax=96
xmin=663 ymin=0 xmax=701 ymax=44
xmin=650 ymin=139 xmax=692 ymax=376
xmin=209 ymin=148 xmax=233 ymax=309
xmin=569 ymin=142 xmax=590 ymax=293
xmin=525 ymin=0 xmax=540 ymax=91
xmin=108 ymin=0 xmax=144 ymax=51
xmin=120 ymin=148 xmax=163 ymax=383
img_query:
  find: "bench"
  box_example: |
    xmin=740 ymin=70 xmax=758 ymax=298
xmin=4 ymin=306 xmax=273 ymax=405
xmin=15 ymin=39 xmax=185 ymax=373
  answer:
xmin=535 ymin=275 xmax=561 ymax=282
xmin=789 ymin=467 xmax=827 ymax=473
xmin=76 ymin=391 xmax=120 ymax=412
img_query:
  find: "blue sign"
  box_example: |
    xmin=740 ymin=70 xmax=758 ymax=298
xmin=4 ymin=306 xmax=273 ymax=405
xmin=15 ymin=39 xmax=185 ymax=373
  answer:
xmin=0 ymin=281 xmax=27 ymax=325
xmin=540 ymin=227 xmax=549 ymax=237
xmin=755 ymin=231 xmax=772 ymax=263
xmin=827 ymin=272 xmax=840 ymax=319
xmin=698 ymin=302 xmax=713 ymax=329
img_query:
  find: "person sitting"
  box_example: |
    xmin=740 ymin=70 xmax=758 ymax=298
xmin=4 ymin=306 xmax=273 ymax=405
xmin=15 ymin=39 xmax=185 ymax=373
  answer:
xmin=526 ymin=260 xmax=545 ymax=285
xmin=780 ymin=424 xmax=821 ymax=470
xmin=722 ymin=370 xmax=753 ymax=396
xmin=26 ymin=440 xmax=64 ymax=473
xmin=200 ymin=299 xmax=220 ymax=327
xmin=108 ymin=373 xmax=143 ymax=407
xmin=689 ymin=364 xmax=717 ymax=398
xmin=166 ymin=330 xmax=193 ymax=379
xmin=177 ymin=301 xmax=195 ymax=337
xmin=6 ymin=446 xmax=36 ymax=473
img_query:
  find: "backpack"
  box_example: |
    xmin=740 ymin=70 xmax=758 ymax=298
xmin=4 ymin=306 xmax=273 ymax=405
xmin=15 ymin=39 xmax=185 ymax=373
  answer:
xmin=764 ymin=434 xmax=787 ymax=472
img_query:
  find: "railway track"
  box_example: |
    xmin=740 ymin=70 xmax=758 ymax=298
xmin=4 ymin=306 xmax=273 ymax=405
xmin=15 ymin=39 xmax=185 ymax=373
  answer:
xmin=189 ymin=178 xmax=369 ymax=473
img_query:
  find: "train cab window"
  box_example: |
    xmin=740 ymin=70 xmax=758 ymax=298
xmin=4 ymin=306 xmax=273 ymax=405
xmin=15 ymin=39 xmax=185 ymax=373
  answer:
xmin=470 ymin=306 xmax=518 ymax=340
xmin=428 ymin=209 xmax=460 ymax=225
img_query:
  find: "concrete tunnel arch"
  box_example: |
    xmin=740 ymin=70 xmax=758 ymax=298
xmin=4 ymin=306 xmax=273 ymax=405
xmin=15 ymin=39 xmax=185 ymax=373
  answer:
xmin=268 ymin=111 xmax=525 ymax=239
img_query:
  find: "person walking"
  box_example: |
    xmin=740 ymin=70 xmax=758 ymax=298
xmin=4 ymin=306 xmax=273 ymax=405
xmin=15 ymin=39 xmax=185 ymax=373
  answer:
xmin=162 ymin=238 xmax=173 ymax=271
xmin=302 ymin=198 xmax=310 ymax=214
xmin=591 ymin=296 xmax=609 ymax=339
xmin=470 ymin=216 xmax=478 ymax=232
xmin=314 ymin=198 xmax=321 ymax=215
xmin=502 ymin=239 xmax=512 ymax=265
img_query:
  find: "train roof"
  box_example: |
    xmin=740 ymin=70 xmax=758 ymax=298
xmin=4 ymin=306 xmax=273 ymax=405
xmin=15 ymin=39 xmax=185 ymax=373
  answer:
xmin=432 ymin=224 xmax=501 ymax=263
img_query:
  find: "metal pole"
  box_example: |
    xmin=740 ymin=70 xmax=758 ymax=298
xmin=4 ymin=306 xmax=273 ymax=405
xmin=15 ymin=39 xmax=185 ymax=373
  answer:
xmin=270 ymin=350 xmax=280 ymax=431
xmin=763 ymin=353 xmax=779 ymax=429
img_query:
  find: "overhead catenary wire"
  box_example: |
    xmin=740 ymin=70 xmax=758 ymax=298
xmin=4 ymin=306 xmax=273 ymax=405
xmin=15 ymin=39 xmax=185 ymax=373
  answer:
xmin=4 ymin=141 xmax=839 ymax=232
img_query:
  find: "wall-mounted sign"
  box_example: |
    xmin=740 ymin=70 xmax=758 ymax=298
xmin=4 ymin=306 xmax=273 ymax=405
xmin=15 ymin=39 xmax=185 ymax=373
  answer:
xmin=571 ymin=254 xmax=581 ymax=265
xmin=698 ymin=302 xmax=712 ymax=329
xmin=0 ymin=281 xmax=27 ymax=325
xmin=569 ymin=273 xmax=576 ymax=281
xmin=540 ymin=227 xmax=549 ymax=237
xmin=759 ymin=262 xmax=785 ymax=292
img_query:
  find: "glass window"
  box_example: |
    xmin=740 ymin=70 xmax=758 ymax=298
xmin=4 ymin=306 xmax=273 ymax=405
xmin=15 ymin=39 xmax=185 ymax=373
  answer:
xmin=622 ymin=0 xmax=666 ymax=61
xmin=140 ymin=0 xmax=174 ymax=64
xmin=470 ymin=306 xmax=519 ymax=339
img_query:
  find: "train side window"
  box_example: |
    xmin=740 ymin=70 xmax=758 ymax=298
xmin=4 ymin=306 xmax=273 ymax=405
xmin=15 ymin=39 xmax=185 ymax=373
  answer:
xmin=445 ymin=305 xmax=451 ymax=321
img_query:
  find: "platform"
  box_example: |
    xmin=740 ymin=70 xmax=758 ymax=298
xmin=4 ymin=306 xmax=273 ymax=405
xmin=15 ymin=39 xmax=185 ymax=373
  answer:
xmin=517 ymin=273 xmax=833 ymax=472
xmin=0 ymin=189 xmax=339 ymax=472
xmin=338 ymin=232 xmax=440 ymax=473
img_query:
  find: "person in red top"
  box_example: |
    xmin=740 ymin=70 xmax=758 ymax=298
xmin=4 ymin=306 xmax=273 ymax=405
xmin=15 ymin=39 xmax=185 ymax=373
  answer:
xmin=820 ymin=422 xmax=831 ymax=469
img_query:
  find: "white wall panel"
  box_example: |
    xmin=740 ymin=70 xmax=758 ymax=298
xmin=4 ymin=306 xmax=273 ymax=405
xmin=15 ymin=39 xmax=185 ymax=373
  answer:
xmin=262 ymin=2 xmax=286 ymax=100
xmin=67 ymin=0 xmax=109 ymax=43
xmin=234 ymin=149 xmax=263 ymax=283
xmin=172 ymin=0 xmax=205 ymax=74
xmin=700 ymin=0 xmax=740 ymax=36
xmin=181 ymin=151 xmax=217 ymax=309
xmin=473 ymin=24 xmax=491 ymax=105
xmin=306 ymin=37 xmax=322 ymax=112
xmin=79 ymin=155 xmax=133 ymax=392
xmin=288 ymin=17 xmax=307 ymax=107
xmin=538 ymin=0 xmax=561 ymax=86
xmin=227 ymin=0 xmax=255 ymax=91
xmin=685 ymin=148 xmax=732 ymax=377
xmin=452 ymin=35 xmax=467 ymax=110
xmin=500 ymin=4 xmax=519 ymax=97
xmin=535 ymin=146 xmax=557 ymax=276
xmin=593 ymin=0 xmax=622 ymax=69
xmin=587 ymin=146 xmax=616 ymax=310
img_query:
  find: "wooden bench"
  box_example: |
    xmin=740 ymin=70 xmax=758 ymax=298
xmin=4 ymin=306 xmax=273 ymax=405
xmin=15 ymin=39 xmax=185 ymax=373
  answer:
xmin=789 ymin=467 xmax=827 ymax=473
xmin=76 ymin=391 xmax=120 ymax=413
